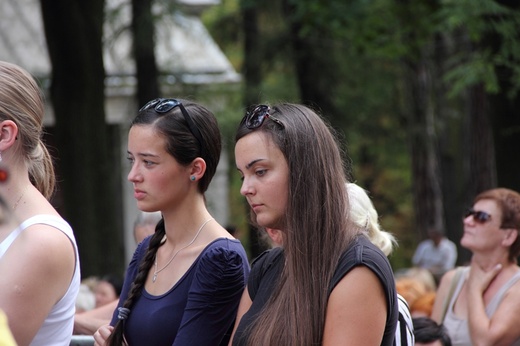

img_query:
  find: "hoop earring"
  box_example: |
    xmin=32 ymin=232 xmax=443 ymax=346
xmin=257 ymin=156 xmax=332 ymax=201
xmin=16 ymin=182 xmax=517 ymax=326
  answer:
xmin=190 ymin=175 xmax=196 ymax=181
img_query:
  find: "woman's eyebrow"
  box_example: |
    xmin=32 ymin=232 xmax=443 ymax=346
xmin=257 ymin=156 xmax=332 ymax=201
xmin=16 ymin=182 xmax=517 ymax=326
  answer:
xmin=127 ymin=151 xmax=160 ymax=159
xmin=246 ymin=158 xmax=264 ymax=170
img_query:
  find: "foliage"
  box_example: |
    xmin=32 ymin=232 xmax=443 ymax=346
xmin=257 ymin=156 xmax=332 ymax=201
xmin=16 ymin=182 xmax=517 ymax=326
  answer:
xmin=202 ymin=0 xmax=520 ymax=268
xmin=202 ymin=0 xmax=416 ymax=267
xmin=437 ymin=0 xmax=520 ymax=97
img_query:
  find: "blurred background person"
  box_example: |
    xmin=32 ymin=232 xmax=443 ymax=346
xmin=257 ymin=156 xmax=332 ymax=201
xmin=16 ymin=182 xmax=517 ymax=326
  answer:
xmin=413 ymin=317 xmax=451 ymax=346
xmin=396 ymin=277 xmax=430 ymax=309
xmin=410 ymin=291 xmax=436 ymax=318
xmin=397 ymin=267 xmax=437 ymax=293
xmin=75 ymin=283 xmax=96 ymax=314
xmin=431 ymin=188 xmax=520 ymax=345
xmin=413 ymin=228 xmax=457 ymax=284
xmin=133 ymin=211 xmax=161 ymax=245
xmin=94 ymin=274 xmax=123 ymax=309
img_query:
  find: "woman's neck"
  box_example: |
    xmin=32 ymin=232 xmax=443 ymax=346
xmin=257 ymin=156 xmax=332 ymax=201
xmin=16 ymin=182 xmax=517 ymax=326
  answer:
xmin=472 ymin=252 xmax=513 ymax=271
xmin=160 ymin=202 xmax=213 ymax=245
xmin=2 ymin=175 xmax=31 ymax=211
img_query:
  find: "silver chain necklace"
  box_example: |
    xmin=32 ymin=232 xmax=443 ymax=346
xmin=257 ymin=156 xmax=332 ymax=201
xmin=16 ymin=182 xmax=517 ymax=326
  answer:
xmin=152 ymin=218 xmax=213 ymax=283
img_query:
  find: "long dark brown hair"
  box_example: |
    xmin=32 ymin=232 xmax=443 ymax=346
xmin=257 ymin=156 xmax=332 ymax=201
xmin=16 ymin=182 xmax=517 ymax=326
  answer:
xmin=236 ymin=103 xmax=356 ymax=345
xmin=107 ymin=99 xmax=221 ymax=345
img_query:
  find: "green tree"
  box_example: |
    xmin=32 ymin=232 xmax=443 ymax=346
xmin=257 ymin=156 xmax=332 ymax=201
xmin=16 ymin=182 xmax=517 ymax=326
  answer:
xmin=205 ymin=0 xmax=520 ymax=267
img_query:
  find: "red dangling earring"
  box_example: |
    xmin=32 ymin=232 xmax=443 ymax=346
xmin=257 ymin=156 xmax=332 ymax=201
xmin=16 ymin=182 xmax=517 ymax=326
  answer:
xmin=0 ymin=166 xmax=8 ymax=182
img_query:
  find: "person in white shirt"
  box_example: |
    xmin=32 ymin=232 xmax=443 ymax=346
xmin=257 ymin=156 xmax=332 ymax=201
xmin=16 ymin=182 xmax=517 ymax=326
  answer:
xmin=412 ymin=228 xmax=457 ymax=283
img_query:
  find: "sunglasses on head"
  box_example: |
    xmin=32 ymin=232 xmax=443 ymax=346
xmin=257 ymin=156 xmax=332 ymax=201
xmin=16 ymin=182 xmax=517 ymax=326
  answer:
xmin=244 ymin=105 xmax=285 ymax=129
xmin=140 ymin=98 xmax=205 ymax=153
xmin=464 ymin=208 xmax=492 ymax=224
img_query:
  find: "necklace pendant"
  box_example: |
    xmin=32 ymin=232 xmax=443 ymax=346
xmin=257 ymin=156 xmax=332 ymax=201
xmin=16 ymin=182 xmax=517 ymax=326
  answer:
xmin=152 ymin=273 xmax=157 ymax=283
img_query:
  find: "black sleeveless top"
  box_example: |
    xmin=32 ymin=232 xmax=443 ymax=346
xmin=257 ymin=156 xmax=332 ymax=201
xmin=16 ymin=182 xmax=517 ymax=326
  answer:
xmin=232 ymin=235 xmax=398 ymax=346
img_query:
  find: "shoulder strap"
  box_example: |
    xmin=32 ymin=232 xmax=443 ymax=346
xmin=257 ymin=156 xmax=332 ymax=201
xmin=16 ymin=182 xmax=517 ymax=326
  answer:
xmin=440 ymin=266 xmax=464 ymax=323
xmin=0 ymin=215 xmax=73 ymax=257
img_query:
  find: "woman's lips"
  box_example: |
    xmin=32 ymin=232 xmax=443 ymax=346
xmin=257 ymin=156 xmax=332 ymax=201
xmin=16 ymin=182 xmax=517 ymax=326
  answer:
xmin=134 ymin=190 xmax=146 ymax=200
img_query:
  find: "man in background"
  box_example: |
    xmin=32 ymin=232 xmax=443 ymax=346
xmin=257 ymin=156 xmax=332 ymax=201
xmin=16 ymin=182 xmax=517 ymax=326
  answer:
xmin=412 ymin=228 xmax=457 ymax=284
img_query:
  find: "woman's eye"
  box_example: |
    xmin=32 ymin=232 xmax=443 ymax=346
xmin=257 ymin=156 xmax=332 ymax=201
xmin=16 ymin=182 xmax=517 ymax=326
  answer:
xmin=255 ymin=169 xmax=266 ymax=177
xmin=127 ymin=156 xmax=135 ymax=164
xmin=143 ymin=160 xmax=155 ymax=167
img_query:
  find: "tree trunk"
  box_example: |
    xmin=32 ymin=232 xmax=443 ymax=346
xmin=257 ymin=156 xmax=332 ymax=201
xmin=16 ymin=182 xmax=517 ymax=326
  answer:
xmin=487 ymin=0 xmax=520 ymax=193
xmin=241 ymin=0 xmax=268 ymax=259
xmin=132 ymin=0 xmax=160 ymax=106
xmin=282 ymin=0 xmax=340 ymax=124
xmin=241 ymin=0 xmax=262 ymax=106
xmin=491 ymin=85 xmax=520 ymax=193
xmin=435 ymin=32 xmax=469 ymax=264
xmin=40 ymin=0 xmax=124 ymax=277
xmin=403 ymin=56 xmax=445 ymax=240
xmin=466 ymin=84 xmax=496 ymax=198
xmin=395 ymin=0 xmax=446 ymax=241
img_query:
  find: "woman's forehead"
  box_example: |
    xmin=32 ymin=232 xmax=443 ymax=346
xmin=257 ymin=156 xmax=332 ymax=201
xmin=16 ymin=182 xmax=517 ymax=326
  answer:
xmin=474 ymin=199 xmax=501 ymax=216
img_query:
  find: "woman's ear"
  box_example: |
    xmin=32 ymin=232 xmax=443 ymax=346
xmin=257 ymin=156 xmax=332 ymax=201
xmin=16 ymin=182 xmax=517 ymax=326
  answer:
xmin=189 ymin=157 xmax=207 ymax=181
xmin=0 ymin=120 xmax=18 ymax=151
xmin=502 ymin=228 xmax=518 ymax=248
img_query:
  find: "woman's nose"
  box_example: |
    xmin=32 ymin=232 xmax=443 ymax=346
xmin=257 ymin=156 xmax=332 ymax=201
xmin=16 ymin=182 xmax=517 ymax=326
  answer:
xmin=127 ymin=164 xmax=141 ymax=182
xmin=240 ymin=177 xmax=254 ymax=196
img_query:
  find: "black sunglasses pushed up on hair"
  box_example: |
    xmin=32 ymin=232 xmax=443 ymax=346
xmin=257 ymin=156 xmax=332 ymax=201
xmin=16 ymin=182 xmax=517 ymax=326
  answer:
xmin=464 ymin=208 xmax=492 ymax=224
xmin=244 ymin=105 xmax=285 ymax=129
xmin=139 ymin=98 xmax=205 ymax=154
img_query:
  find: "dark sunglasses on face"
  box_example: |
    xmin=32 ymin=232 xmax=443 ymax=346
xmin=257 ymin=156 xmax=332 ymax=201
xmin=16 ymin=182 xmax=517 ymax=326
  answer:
xmin=244 ymin=105 xmax=285 ymax=129
xmin=464 ymin=208 xmax=492 ymax=224
xmin=139 ymin=98 xmax=205 ymax=153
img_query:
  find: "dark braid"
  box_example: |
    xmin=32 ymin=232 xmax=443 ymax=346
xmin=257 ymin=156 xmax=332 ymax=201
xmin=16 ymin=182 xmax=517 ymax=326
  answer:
xmin=107 ymin=219 xmax=166 ymax=345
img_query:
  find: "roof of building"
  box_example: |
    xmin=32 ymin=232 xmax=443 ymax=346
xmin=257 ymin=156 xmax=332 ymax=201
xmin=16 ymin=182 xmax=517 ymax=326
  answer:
xmin=0 ymin=0 xmax=240 ymax=85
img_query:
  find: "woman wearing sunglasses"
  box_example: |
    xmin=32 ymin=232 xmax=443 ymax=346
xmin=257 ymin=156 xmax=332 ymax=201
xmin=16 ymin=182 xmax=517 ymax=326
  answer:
xmin=93 ymin=98 xmax=250 ymax=346
xmin=230 ymin=104 xmax=398 ymax=345
xmin=431 ymin=188 xmax=520 ymax=345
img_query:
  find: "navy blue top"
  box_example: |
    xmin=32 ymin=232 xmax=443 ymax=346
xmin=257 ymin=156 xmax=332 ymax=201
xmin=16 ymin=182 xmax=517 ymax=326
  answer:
xmin=232 ymin=235 xmax=398 ymax=346
xmin=111 ymin=237 xmax=250 ymax=346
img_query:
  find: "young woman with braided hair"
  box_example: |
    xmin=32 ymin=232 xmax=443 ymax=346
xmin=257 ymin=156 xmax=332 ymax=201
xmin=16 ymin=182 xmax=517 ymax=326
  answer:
xmin=93 ymin=98 xmax=249 ymax=345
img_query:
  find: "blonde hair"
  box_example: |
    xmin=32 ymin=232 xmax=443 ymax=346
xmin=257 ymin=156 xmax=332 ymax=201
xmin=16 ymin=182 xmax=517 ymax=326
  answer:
xmin=0 ymin=61 xmax=55 ymax=199
xmin=346 ymin=183 xmax=397 ymax=256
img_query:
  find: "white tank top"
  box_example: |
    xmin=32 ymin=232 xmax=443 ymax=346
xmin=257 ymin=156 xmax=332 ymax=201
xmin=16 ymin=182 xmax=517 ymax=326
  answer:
xmin=444 ymin=266 xmax=520 ymax=346
xmin=0 ymin=215 xmax=80 ymax=346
